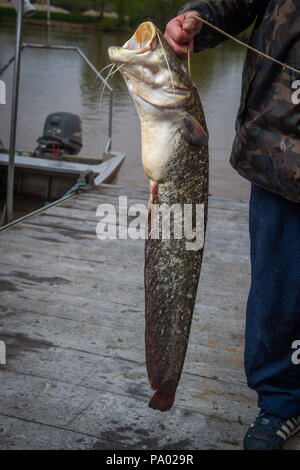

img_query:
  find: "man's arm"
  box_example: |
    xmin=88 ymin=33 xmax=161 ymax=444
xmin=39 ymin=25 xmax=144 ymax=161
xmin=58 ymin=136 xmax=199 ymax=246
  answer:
xmin=165 ymin=0 xmax=268 ymax=60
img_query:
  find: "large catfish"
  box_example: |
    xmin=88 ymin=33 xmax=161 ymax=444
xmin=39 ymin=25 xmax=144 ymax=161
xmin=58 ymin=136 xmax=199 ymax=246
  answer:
xmin=108 ymin=22 xmax=209 ymax=412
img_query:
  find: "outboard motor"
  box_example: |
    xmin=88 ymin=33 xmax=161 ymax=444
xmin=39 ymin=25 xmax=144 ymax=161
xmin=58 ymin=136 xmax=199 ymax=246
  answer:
xmin=34 ymin=112 xmax=82 ymax=157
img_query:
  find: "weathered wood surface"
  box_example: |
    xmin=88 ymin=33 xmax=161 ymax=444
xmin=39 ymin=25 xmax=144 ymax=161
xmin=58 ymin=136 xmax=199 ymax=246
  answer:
xmin=0 ymin=184 xmax=298 ymax=450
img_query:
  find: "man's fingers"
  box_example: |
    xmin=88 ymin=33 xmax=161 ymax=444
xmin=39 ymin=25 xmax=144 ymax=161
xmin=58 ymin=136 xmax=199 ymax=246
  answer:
xmin=183 ymin=18 xmax=198 ymax=32
xmin=164 ymin=11 xmax=202 ymax=60
xmin=183 ymin=13 xmax=203 ymax=35
xmin=164 ymin=32 xmax=189 ymax=60
xmin=165 ymin=17 xmax=195 ymax=44
xmin=172 ymin=27 xmax=196 ymax=44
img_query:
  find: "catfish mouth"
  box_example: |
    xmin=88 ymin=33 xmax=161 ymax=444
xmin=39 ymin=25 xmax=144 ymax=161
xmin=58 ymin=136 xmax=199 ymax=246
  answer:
xmin=123 ymin=22 xmax=158 ymax=52
xmin=108 ymin=21 xmax=191 ymax=109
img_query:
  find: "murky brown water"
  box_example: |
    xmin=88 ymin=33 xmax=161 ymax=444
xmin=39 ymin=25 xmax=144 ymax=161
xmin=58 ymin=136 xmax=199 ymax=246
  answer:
xmin=0 ymin=25 xmax=250 ymax=200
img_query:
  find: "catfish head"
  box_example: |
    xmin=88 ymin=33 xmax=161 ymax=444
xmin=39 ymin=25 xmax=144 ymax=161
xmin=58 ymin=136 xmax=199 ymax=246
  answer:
xmin=108 ymin=21 xmax=208 ymax=183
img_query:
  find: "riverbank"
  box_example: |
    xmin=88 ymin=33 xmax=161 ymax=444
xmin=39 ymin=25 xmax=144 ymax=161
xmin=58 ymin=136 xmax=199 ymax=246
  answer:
xmin=0 ymin=6 xmax=122 ymax=32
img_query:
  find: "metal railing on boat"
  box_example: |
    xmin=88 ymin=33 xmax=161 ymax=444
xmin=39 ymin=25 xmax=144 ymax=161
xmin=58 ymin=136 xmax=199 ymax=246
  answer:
xmin=0 ymin=0 xmax=114 ymax=224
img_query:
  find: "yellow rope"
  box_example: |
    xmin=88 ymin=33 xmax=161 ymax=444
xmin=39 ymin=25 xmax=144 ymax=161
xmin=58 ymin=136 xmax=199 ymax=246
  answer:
xmin=186 ymin=14 xmax=300 ymax=76
xmin=187 ymin=46 xmax=191 ymax=78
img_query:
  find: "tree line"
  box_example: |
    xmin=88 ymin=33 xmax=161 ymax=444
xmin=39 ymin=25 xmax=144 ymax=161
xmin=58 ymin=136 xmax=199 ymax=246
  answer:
xmin=50 ymin=0 xmax=184 ymax=29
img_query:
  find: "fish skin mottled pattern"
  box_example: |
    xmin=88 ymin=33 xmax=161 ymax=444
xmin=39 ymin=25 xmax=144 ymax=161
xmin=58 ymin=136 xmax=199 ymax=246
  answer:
xmin=145 ymin=84 xmax=208 ymax=411
xmin=108 ymin=23 xmax=209 ymax=411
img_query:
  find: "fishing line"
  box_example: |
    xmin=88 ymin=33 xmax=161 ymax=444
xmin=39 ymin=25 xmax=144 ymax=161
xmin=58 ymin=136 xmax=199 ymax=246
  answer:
xmin=99 ymin=64 xmax=115 ymax=111
xmin=98 ymin=63 xmax=128 ymax=111
xmin=94 ymin=62 xmax=116 ymax=83
xmin=157 ymin=32 xmax=176 ymax=95
xmin=187 ymin=47 xmax=191 ymax=78
xmin=186 ymin=14 xmax=300 ymax=76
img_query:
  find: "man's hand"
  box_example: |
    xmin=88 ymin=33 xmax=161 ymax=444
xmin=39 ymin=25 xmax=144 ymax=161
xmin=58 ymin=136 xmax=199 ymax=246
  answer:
xmin=164 ymin=12 xmax=203 ymax=61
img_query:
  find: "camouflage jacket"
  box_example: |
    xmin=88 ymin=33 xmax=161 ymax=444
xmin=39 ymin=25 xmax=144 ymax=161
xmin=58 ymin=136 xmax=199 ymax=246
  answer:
xmin=179 ymin=0 xmax=300 ymax=202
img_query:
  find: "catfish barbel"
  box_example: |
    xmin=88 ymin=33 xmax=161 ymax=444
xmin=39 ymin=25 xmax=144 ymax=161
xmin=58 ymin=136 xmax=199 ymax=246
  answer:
xmin=108 ymin=21 xmax=209 ymax=411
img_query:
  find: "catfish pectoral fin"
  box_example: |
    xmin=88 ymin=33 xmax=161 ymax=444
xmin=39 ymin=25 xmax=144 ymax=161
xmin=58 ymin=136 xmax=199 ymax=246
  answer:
xmin=181 ymin=114 xmax=208 ymax=147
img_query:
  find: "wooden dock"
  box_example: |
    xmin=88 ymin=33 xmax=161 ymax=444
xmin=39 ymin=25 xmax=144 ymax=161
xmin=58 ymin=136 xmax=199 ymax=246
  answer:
xmin=0 ymin=184 xmax=299 ymax=450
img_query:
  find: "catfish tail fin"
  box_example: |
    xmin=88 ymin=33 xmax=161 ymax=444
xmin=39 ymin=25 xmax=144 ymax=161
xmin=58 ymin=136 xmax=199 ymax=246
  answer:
xmin=148 ymin=390 xmax=176 ymax=412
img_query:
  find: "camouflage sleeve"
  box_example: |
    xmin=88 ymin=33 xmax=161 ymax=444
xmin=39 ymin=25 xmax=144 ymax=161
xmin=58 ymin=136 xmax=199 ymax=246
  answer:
xmin=178 ymin=0 xmax=268 ymax=51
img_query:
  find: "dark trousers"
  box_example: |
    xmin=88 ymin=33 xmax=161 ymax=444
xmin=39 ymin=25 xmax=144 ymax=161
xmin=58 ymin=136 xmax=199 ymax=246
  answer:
xmin=245 ymin=184 xmax=300 ymax=418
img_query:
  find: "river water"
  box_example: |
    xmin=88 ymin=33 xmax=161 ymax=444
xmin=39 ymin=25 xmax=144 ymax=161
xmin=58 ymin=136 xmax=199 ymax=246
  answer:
xmin=0 ymin=25 xmax=251 ymax=200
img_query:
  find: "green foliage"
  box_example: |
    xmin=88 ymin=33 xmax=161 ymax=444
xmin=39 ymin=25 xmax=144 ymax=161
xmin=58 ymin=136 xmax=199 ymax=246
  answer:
xmin=0 ymin=1 xmax=186 ymax=31
xmin=0 ymin=7 xmax=100 ymax=24
xmin=140 ymin=0 xmax=179 ymax=28
xmin=53 ymin=0 xmax=184 ymax=30
xmin=112 ymin=0 xmax=183 ymax=30
xmin=126 ymin=0 xmax=144 ymax=28
xmin=114 ymin=0 xmax=126 ymax=27
xmin=50 ymin=0 xmax=84 ymax=14
xmin=93 ymin=0 xmax=107 ymax=20
xmin=51 ymin=0 xmax=107 ymax=16
xmin=99 ymin=17 xmax=120 ymax=31
xmin=0 ymin=6 xmax=16 ymax=18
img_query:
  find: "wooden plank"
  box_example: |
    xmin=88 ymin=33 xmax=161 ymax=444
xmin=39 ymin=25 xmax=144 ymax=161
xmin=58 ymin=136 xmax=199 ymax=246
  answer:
xmin=23 ymin=206 xmax=249 ymax=237
xmin=0 ymin=220 xmax=250 ymax=258
xmin=0 ymin=256 xmax=249 ymax=295
xmin=0 ymin=268 xmax=249 ymax=325
xmin=0 ymin=241 xmax=250 ymax=288
xmin=0 ymin=299 xmax=246 ymax=362
xmin=0 ymin=333 xmax=252 ymax=421
xmin=87 ymin=185 xmax=249 ymax=211
xmin=0 ymin=243 xmax=250 ymax=282
xmin=0 ymin=332 xmax=299 ymax=449
xmin=0 ymin=414 xmax=102 ymax=450
xmin=0 ymin=286 xmax=247 ymax=345
xmin=0 ymin=369 xmax=245 ymax=450
xmin=3 ymin=186 xmax=297 ymax=450
xmin=0 ymin=334 xmax=246 ymax=401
